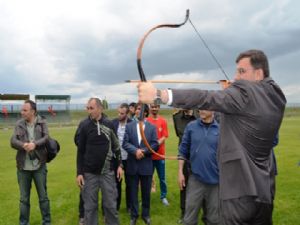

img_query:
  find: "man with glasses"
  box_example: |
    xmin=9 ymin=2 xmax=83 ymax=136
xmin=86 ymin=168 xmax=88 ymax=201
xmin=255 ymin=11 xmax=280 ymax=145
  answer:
xmin=76 ymin=98 xmax=123 ymax=225
xmin=137 ymin=49 xmax=286 ymax=225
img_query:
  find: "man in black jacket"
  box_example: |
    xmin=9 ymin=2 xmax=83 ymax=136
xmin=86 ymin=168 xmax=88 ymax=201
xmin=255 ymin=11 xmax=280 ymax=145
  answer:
xmin=173 ymin=109 xmax=197 ymax=223
xmin=76 ymin=98 xmax=123 ymax=225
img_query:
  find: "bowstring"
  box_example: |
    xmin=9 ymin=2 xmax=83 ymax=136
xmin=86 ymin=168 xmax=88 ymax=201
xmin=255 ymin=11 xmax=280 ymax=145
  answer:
xmin=188 ymin=18 xmax=230 ymax=81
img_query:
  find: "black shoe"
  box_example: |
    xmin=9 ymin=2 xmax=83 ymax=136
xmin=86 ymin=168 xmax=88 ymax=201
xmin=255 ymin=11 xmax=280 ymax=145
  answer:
xmin=130 ymin=218 xmax=137 ymax=225
xmin=142 ymin=217 xmax=151 ymax=225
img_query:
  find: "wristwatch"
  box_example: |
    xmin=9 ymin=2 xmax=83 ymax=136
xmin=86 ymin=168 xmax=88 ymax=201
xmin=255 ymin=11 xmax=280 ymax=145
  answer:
xmin=154 ymin=89 xmax=162 ymax=105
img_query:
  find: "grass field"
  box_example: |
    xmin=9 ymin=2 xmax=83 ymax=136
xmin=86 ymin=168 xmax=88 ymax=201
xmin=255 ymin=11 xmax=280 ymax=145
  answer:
xmin=0 ymin=109 xmax=299 ymax=225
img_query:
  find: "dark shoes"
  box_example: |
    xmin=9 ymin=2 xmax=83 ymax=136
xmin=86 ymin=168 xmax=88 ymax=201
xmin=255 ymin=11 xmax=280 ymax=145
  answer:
xmin=142 ymin=217 xmax=151 ymax=225
xmin=130 ymin=217 xmax=151 ymax=225
xmin=130 ymin=218 xmax=137 ymax=225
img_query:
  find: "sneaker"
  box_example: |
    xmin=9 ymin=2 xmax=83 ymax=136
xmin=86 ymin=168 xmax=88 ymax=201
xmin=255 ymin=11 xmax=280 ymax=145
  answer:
xmin=161 ymin=198 xmax=169 ymax=206
xmin=177 ymin=215 xmax=184 ymax=224
xmin=79 ymin=217 xmax=84 ymax=225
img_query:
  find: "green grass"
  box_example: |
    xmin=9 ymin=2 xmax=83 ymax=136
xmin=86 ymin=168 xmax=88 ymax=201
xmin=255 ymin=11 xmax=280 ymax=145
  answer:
xmin=0 ymin=110 xmax=299 ymax=225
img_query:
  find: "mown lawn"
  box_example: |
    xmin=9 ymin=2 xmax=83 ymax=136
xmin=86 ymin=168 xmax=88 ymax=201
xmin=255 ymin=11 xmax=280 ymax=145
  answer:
xmin=0 ymin=110 xmax=299 ymax=225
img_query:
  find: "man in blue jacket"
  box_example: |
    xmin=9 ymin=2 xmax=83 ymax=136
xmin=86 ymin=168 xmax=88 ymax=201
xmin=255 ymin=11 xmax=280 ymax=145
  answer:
xmin=178 ymin=110 xmax=219 ymax=225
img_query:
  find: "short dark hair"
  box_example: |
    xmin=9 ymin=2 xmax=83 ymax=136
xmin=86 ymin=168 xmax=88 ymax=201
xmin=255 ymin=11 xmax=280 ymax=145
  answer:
xmin=119 ymin=103 xmax=129 ymax=114
xmin=24 ymin=100 xmax=37 ymax=113
xmin=236 ymin=49 xmax=269 ymax=78
xmin=129 ymin=102 xmax=137 ymax=107
xmin=136 ymin=103 xmax=149 ymax=117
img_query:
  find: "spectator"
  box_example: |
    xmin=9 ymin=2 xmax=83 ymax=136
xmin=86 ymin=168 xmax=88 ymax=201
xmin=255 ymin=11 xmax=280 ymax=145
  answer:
xmin=10 ymin=100 xmax=51 ymax=225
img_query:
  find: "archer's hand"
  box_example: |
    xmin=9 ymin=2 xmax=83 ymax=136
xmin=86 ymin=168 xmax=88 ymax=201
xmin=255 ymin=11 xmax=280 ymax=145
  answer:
xmin=137 ymin=82 xmax=156 ymax=104
xmin=219 ymin=80 xmax=232 ymax=89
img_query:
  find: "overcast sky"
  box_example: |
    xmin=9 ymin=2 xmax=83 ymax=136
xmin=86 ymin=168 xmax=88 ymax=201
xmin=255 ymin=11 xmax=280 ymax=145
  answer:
xmin=1 ymin=0 xmax=299 ymax=104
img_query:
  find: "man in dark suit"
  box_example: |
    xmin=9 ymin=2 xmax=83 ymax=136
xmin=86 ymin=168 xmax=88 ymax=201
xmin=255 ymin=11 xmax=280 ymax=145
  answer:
xmin=123 ymin=103 xmax=159 ymax=225
xmin=137 ymin=49 xmax=286 ymax=225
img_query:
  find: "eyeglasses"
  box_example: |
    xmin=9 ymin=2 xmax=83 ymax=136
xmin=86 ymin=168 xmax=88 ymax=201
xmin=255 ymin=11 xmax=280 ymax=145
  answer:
xmin=86 ymin=106 xmax=94 ymax=110
xmin=236 ymin=68 xmax=254 ymax=75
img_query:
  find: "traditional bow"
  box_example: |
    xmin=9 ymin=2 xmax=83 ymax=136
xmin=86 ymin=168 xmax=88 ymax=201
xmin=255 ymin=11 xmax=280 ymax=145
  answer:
xmin=136 ymin=10 xmax=190 ymax=160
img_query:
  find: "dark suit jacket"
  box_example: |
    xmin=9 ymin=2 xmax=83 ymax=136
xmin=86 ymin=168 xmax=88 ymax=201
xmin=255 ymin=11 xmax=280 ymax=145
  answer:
xmin=171 ymin=78 xmax=286 ymax=203
xmin=122 ymin=120 xmax=158 ymax=176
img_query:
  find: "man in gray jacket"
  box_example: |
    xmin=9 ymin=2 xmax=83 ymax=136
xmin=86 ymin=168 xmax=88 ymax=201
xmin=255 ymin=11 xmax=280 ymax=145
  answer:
xmin=11 ymin=100 xmax=51 ymax=225
xmin=137 ymin=49 xmax=286 ymax=225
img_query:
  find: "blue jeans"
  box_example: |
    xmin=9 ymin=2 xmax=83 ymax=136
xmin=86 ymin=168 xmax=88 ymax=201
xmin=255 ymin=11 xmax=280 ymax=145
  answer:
xmin=153 ymin=160 xmax=167 ymax=199
xmin=17 ymin=164 xmax=51 ymax=225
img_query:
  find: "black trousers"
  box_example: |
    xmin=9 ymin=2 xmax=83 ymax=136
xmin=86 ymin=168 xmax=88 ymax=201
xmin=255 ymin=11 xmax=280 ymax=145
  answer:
xmin=221 ymin=196 xmax=273 ymax=225
xmin=79 ymin=191 xmax=84 ymax=218
xmin=116 ymin=160 xmax=131 ymax=210
xmin=128 ymin=174 xmax=152 ymax=219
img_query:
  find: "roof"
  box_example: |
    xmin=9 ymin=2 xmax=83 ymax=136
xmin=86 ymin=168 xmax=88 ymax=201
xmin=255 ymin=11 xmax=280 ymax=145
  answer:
xmin=0 ymin=94 xmax=30 ymax=100
xmin=35 ymin=95 xmax=71 ymax=101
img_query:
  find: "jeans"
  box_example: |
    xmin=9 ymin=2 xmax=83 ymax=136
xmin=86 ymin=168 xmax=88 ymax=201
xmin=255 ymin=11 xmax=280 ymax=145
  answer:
xmin=153 ymin=160 xmax=167 ymax=199
xmin=17 ymin=164 xmax=51 ymax=225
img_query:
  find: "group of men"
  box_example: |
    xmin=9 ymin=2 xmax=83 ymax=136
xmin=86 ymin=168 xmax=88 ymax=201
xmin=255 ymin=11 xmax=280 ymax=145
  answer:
xmin=74 ymin=100 xmax=171 ymax=225
xmin=10 ymin=49 xmax=286 ymax=225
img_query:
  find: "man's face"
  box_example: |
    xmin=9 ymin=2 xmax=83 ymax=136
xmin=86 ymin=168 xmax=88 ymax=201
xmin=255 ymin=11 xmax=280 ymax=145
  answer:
xmin=150 ymin=104 xmax=159 ymax=116
xmin=135 ymin=105 xmax=141 ymax=117
xmin=234 ymin=57 xmax=263 ymax=82
xmin=183 ymin=109 xmax=193 ymax=116
xmin=21 ymin=103 xmax=35 ymax=122
xmin=129 ymin=106 xmax=135 ymax=115
xmin=118 ymin=107 xmax=128 ymax=121
xmin=199 ymin=110 xmax=213 ymax=121
xmin=87 ymin=99 xmax=102 ymax=120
